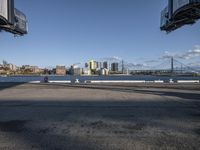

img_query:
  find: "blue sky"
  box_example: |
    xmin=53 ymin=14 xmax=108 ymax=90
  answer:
xmin=0 ymin=0 xmax=200 ymax=68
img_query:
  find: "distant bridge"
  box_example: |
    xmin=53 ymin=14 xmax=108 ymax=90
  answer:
xmin=122 ymin=57 xmax=199 ymax=75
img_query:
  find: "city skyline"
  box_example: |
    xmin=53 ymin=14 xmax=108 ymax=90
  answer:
xmin=1 ymin=52 xmax=200 ymax=71
xmin=1 ymin=0 xmax=200 ymax=67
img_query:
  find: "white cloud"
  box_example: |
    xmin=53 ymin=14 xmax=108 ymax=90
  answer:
xmin=101 ymin=56 xmax=122 ymax=62
xmin=144 ymin=60 xmax=159 ymax=63
xmin=187 ymin=61 xmax=200 ymax=67
xmin=113 ymin=56 xmax=122 ymax=61
xmin=162 ymin=45 xmax=200 ymax=60
xmin=125 ymin=63 xmax=149 ymax=69
xmin=161 ymin=51 xmax=174 ymax=59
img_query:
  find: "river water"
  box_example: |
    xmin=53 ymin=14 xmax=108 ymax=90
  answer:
xmin=0 ymin=75 xmax=199 ymax=82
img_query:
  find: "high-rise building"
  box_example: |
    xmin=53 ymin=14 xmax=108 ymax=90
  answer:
xmin=111 ymin=63 xmax=119 ymax=72
xmin=89 ymin=60 xmax=97 ymax=70
xmin=103 ymin=61 xmax=108 ymax=69
xmin=96 ymin=62 xmax=102 ymax=70
xmin=100 ymin=62 xmax=103 ymax=69
xmin=85 ymin=63 xmax=89 ymax=68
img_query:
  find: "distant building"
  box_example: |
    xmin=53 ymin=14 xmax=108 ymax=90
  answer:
xmin=6 ymin=64 xmax=17 ymax=71
xmin=124 ymin=68 xmax=129 ymax=75
xmin=103 ymin=61 xmax=108 ymax=69
xmin=56 ymin=66 xmax=66 ymax=75
xmin=85 ymin=63 xmax=89 ymax=68
xmin=0 ymin=64 xmax=3 ymax=69
xmin=83 ymin=68 xmax=91 ymax=75
xmin=70 ymin=65 xmax=83 ymax=76
xmin=22 ymin=65 xmax=31 ymax=70
xmin=72 ymin=67 xmax=82 ymax=75
xmin=89 ymin=60 xmax=97 ymax=70
xmin=111 ymin=63 xmax=119 ymax=72
xmin=100 ymin=68 xmax=109 ymax=76
xmin=20 ymin=65 xmax=41 ymax=74
xmin=0 ymin=64 xmax=4 ymax=73
xmin=32 ymin=66 xmax=40 ymax=74
xmin=97 ymin=62 xmax=102 ymax=70
xmin=100 ymin=62 xmax=103 ymax=69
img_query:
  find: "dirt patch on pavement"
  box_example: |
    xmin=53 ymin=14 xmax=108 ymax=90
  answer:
xmin=194 ymin=128 xmax=200 ymax=135
xmin=89 ymin=120 xmax=110 ymax=129
xmin=122 ymin=123 xmax=146 ymax=131
xmin=0 ymin=120 xmax=28 ymax=133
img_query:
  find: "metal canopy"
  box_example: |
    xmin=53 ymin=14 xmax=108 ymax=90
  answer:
xmin=0 ymin=0 xmax=27 ymax=36
xmin=161 ymin=1 xmax=200 ymax=32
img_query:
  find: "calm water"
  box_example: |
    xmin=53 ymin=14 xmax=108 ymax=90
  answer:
xmin=0 ymin=75 xmax=199 ymax=82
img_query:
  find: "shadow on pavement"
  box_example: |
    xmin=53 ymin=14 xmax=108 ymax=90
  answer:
xmin=134 ymin=89 xmax=200 ymax=100
xmin=0 ymin=99 xmax=199 ymax=150
xmin=0 ymin=82 xmax=26 ymax=91
xmin=65 ymin=84 xmax=200 ymax=101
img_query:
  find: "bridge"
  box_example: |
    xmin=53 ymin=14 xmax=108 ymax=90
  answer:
xmin=121 ymin=57 xmax=199 ymax=75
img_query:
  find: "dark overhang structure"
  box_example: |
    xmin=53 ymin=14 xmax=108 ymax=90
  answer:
xmin=161 ymin=0 xmax=200 ymax=32
xmin=0 ymin=0 xmax=27 ymax=36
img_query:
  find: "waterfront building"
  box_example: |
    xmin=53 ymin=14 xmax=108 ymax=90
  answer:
xmin=73 ymin=68 xmax=82 ymax=75
xmin=97 ymin=62 xmax=102 ymax=70
xmin=111 ymin=63 xmax=119 ymax=72
xmin=70 ymin=65 xmax=83 ymax=76
xmin=6 ymin=63 xmax=17 ymax=71
xmin=0 ymin=64 xmax=4 ymax=74
xmin=100 ymin=68 xmax=109 ymax=76
xmin=83 ymin=68 xmax=91 ymax=75
xmin=96 ymin=62 xmax=99 ymax=69
xmin=100 ymin=62 xmax=103 ymax=69
xmin=89 ymin=60 xmax=97 ymax=70
xmin=21 ymin=66 xmax=42 ymax=74
xmin=0 ymin=64 xmax=3 ymax=70
xmin=32 ymin=66 xmax=40 ymax=74
xmin=22 ymin=65 xmax=32 ymax=70
xmin=56 ymin=66 xmax=66 ymax=75
xmin=103 ymin=61 xmax=108 ymax=69
xmin=124 ymin=68 xmax=130 ymax=75
xmin=85 ymin=63 xmax=89 ymax=68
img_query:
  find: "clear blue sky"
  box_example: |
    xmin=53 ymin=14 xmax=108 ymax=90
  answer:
xmin=0 ymin=0 xmax=200 ymax=67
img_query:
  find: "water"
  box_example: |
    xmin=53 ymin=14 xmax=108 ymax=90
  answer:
xmin=0 ymin=75 xmax=199 ymax=82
